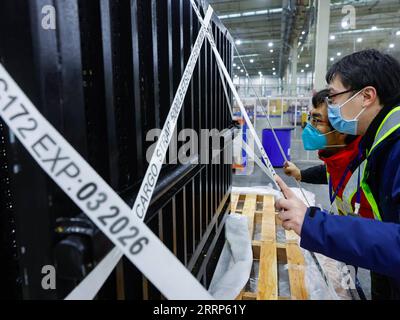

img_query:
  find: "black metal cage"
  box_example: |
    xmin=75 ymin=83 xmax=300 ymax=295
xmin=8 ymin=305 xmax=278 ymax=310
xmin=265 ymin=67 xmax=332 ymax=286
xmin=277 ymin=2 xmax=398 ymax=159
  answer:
xmin=0 ymin=0 xmax=233 ymax=299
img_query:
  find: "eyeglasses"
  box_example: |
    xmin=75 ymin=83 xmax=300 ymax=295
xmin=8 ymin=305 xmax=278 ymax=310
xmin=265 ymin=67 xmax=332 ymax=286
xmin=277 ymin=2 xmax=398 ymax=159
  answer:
xmin=307 ymin=114 xmax=330 ymax=126
xmin=326 ymin=89 xmax=356 ymax=104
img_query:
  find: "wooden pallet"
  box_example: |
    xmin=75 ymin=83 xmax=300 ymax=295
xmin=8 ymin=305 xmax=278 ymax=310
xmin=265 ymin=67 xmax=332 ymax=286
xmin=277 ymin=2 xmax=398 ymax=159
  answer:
xmin=231 ymin=193 xmax=309 ymax=300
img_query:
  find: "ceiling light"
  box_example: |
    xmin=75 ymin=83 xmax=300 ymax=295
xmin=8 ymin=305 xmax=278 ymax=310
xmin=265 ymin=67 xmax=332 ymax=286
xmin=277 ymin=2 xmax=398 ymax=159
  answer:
xmin=273 ymin=72 xmax=276 ymax=75
xmin=235 ymin=39 xmax=242 ymax=45
xmin=270 ymin=49 xmax=274 ymax=53
xmin=301 ymin=69 xmax=304 ymax=73
xmin=305 ymin=64 xmax=309 ymax=68
xmin=268 ymin=42 xmax=273 ymax=47
xmin=357 ymin=37 xmax=363 ymax=43
xmin=330 ymin=57 xmax=334 ymax=61
xmin=302 ymin=31 xmax=305 ymax=35
xmin=250 ymin=59 xmax=254 ymax=63
xmin=272 ymin=67 xmax=276 ymax=71
xmin=330 ymin=35 xmax=336 ymax=40
xmin=389 ymin=43 xmax=395 ymax=48
xmin=341 ymin=21 xmax=349 ymax=29
xmin=397 ymin=31 xmax=400 ymax=36
xmin=371 ymin=26 xmax=377 ymax=30
xmin=337 ymin=52 xmax=342 ymax=56
xmin=240 ymin=69 xmax=244 ymax=73
xmin=233 ymin=63 xmax=237 ymax=67
xmin=237 ymin=66 xmax=241 ymax=70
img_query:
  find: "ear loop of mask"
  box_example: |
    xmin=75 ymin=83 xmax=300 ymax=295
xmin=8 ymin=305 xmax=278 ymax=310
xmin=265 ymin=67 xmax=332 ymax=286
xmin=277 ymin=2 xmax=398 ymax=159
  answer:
xmin=338 ymin=88 xmax=365 ymax=120
xmin=318 ymin=128 xmax=347 ymax=149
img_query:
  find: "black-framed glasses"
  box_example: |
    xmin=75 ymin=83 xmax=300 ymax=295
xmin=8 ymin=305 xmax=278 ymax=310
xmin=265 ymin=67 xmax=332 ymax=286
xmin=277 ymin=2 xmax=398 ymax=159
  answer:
xmin=326 ymin=89 xmax=356 ymax=104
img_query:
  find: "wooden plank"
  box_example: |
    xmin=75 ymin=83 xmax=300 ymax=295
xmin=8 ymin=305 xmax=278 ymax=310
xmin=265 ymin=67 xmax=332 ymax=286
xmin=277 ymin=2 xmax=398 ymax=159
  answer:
xmin=231 ymin=193 xmax=239 ymax=213
xmin=237 ymin=193 xmax=309 ymax=300
xmin=242 ymin=292 xmax=257 ymax=300
xmin=261 ymin=195 xmax=276 ymax=242
xmin=257 ymin=242 xmax=278 ymax=300
xmin=241 ymin=194 xmax=257 ymax=238
xmin=286 ymin=243 xmax=308 ymax=300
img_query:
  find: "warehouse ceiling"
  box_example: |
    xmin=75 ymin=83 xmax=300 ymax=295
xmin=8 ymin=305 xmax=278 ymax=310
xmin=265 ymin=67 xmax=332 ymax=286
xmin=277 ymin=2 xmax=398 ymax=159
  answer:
xmin=208 ymin=0 xmax=400 ymax=80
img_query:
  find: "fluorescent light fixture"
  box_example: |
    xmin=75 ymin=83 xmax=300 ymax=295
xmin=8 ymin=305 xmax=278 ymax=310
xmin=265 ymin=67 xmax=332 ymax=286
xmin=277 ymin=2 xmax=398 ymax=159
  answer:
xmin=371 ymin=26 xmax=377 ymax=30
xmin=242 ymin=11 xmax=256 ymax=16
xmin=233 ymin=54 xmax=259 ymax=58
xmin=228 ymin=13 xmax=241 ymax=18
xmin=219 ymin=8 xmax=282 ymax=20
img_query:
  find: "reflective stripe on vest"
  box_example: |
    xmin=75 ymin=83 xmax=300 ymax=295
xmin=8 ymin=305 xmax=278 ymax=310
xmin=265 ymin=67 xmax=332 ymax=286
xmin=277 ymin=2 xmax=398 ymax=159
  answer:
xmin=341 ymin=159 xmax=367 ymax=215
xmin=361 ymin=106 xmax=400 ymax=221
xmin=327 ymin=168 xmax=358 ymax=216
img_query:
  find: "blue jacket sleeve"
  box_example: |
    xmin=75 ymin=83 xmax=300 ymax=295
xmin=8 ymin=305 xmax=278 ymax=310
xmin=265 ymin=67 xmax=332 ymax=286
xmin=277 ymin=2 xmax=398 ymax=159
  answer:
xmin=300 ymin=208 xmax=400 ymax=280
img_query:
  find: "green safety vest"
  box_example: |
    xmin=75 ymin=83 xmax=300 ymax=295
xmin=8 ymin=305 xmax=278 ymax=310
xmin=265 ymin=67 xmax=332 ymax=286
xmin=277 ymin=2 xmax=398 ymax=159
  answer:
xmin=360 ymin=106 xmax=400 ymax=221
xmin=327 ymin=159 xmax=366 ymax=217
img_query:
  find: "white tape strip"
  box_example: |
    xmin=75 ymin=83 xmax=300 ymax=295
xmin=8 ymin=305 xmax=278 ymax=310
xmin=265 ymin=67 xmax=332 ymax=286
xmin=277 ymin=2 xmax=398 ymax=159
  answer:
xmin=131 ymin=7 xmax=213 ymax=220
xmin=190 ymin=0 xmax=280 ymax=192
xmin=63 ymin=5 xmax=214 ymax=300
xmin=66 ymin=247 xmax=122 ymax=300
xmin=0 ymin=63 xmax=212 ymax=300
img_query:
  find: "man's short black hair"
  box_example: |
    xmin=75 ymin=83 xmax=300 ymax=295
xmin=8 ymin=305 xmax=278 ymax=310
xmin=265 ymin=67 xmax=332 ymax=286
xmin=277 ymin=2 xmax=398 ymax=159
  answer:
xmin=312 ymin=89 xmax=329 ymax=108
xmin=326 ymin=49 xmax=400 ymax=108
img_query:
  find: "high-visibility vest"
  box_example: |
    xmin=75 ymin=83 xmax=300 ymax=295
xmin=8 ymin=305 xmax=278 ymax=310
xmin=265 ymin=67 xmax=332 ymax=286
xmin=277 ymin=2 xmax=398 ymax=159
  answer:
xmin=360 ymin=106 xmax=400 ymax=221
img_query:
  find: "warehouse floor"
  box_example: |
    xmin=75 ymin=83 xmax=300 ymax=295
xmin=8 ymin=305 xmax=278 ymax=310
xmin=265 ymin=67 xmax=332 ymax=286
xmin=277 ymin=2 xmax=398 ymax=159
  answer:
xmin=232 ymin=134 xmax=372 ymax=300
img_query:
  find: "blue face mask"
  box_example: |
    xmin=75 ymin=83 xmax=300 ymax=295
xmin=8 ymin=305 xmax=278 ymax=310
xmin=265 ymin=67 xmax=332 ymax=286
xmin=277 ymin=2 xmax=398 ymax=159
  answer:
xmin=327 ymin=89 xmax=365 ymax=135
xmin=302 ymin=123 xmax=336 ymax=151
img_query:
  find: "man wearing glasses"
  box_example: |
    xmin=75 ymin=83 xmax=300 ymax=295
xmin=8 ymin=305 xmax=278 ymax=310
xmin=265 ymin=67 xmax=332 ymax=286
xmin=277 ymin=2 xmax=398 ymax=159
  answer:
xmin=275 ymin=49 xmax=400 ymax=299
xmin=284 ymin=89 xmax=373 ymax=219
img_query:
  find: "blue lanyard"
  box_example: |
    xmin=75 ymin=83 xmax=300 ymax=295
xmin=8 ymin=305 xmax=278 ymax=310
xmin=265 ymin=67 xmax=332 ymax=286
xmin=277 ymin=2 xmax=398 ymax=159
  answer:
xmin=328 ymin=150 xmax=363 ymax=206
xmin=329 ymin=166 xmax=351 ymax=204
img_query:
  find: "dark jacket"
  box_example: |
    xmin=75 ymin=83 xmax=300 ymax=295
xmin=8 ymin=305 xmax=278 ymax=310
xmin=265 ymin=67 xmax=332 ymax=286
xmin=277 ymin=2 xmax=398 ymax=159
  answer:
xmin=300 ymin=106 xmax=400 ymax=299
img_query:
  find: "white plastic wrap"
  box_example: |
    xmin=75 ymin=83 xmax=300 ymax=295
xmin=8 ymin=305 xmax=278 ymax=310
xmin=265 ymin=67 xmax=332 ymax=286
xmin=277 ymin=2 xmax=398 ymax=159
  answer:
xmin=208 ymin=214 xmax=253 ymax=300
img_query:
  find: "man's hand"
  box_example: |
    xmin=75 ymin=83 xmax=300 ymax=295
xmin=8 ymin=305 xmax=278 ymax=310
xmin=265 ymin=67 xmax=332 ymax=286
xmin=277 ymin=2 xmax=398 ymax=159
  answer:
xmin=275 ymin=175 xmax=308 ymax=236
xmin=283 ymin=161 xmax=301 ymax=181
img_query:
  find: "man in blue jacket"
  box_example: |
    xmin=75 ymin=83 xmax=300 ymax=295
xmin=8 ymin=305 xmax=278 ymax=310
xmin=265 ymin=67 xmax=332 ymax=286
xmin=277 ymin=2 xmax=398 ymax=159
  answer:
xmin=275 ymin=49 xmax=400 ymax=299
